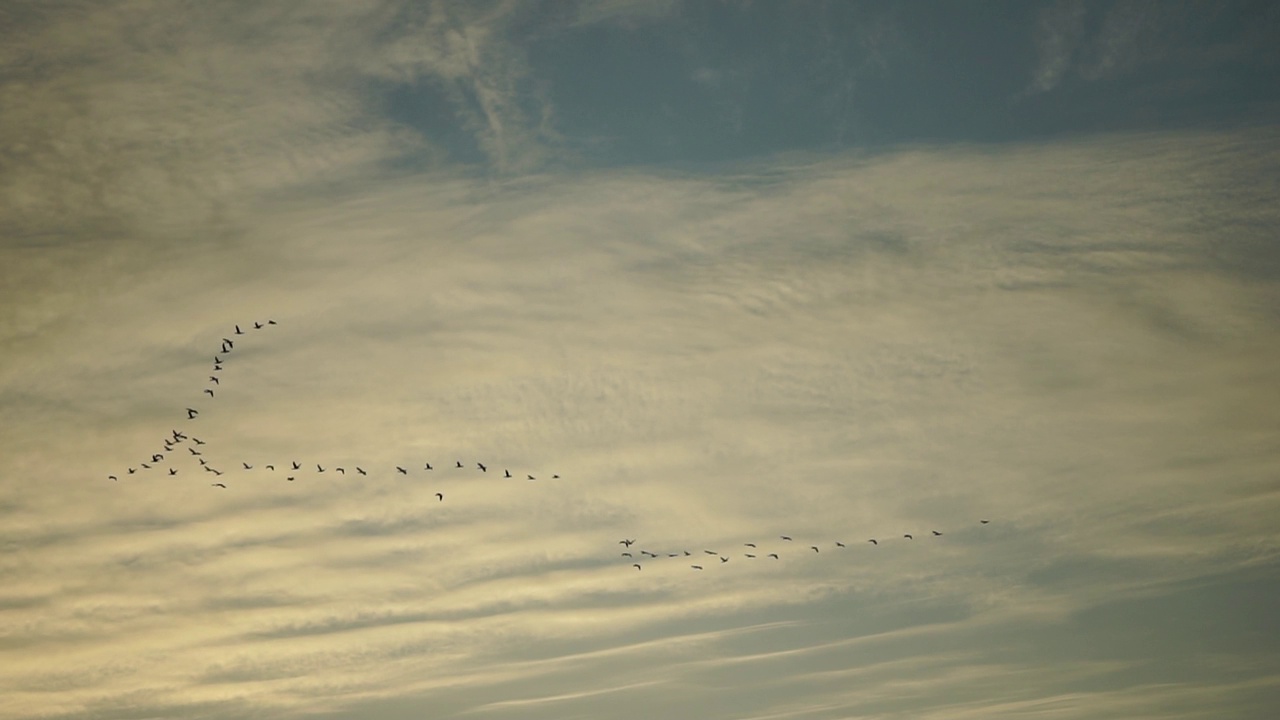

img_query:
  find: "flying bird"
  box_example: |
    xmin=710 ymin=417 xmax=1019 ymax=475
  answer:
xmin=868 ymin=539 xmax=878 ymax=545
xmin=552 ymin=474 xmax=560 ymax=479
xmin=172 ymin=430 xmax=186 ymax=440
xmin=810 ymin=546 xmax=820 ymax=553
xmin=192 ymin=437 xmax=205 ymax=445
xmin=424 ymin=463 xmax=433 ymax=470
xmin=209 ymin=376 xmax=219 ymax=384
xmin=455 ymin=461 xmax=463 ymax=468
xmin=234 ymin=325 xmax=244 ymax=335
xmin=691 ymin=565 xmax=703 ymax=570
xmin=214 ymin=356 xmax=222 ymax=364
xmin=619 ymin=539 xmax=635 ymax=547
xmin=168 ymin=469 xmax=177 ymax=476
xmin=292 ymin=462 xmax=300 ymax=470
xmin=127 ymin=468 xmax=136 ymax=474
xmin=835 ymin=542 xmax=846 ymax=548
xmin=435 ymin=492 xmax=444 ymax=501
xmin=254 ymin=322 xmax=263 ymax=329
xmin=222 ymin=338 xmax=233 ymax=348
xmin=211 ymin=483 xmax=227 ymax=488
xmin=243 ymin=463 xmax=252 ymax=470
xmin=704 ymin=550 xmax=718 ymax=555
xmin=504 ymin=469 xmax=511 ymax=478
xmin=768 ymin=553 xmax=779 ymax=559
xmin=633 ymin=564 xmax=642 ymax=570
xmin=199 ymin=458 xmax=208 ymax=466
xmin=189 ymin=448 xmax=201 ymax=455
xmin=932 ymin=530 xmax=943 ymax=536
xmin=781 ymin=536 xmax=792 ymax=541
xmin=287 ymin=476 xmax=295 ymax=482
xmin=108 ymin=475 xmax=118 ymax=481
xmin=745 ymin=553 xmax=756 ymax=558
xmin=641 ymin=551 xmax=657 ymax=558
xmin=204 ymin=389 xmax=214 ymax=397
xmin=527 ymin=475 xmax=536 ymax=481
xmin=140 ymin=463 xmax=150 ymax=469
xmin=396 ymin=466 xmax=407 ymax=475
xmin=356 ymin=467 xmax=366 ymax=475
xmin=152 ymin=454 xmax=163 ymax=462
xmin=477 ymin=463 xmax=486 ymax=472
xmin=904 ymin=534 xmax=913 ymax=540
xmin=621 ymin=552 xmax=632 ymax=557
xmin=980 ymin=520 xmax=990 ymax=524
xmin=745 ymin=543 xmax=757 ymax=548
xmin=336 ymin=467 xmax=345 ymax=474
xmin=186 ymin=408 xmax=198 ymax=419
xmin=267 ymin=320 xmax=276 ymax=325
xmin=317 ymin=465 xmax=325 ymax=472
xmin=719 ymin=556 xmax=729 ymax=563
xmin=265 ymin=465 xmax=275 ymax=471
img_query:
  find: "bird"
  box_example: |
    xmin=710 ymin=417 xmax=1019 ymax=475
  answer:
xmin=221 ymin=343 xmax=229 ymax=354
xmin=504 ymin=469 xmax=511 ymax=478
xmin=222 ymin=338 xmax=233 ymax=348
xmin=435 ymin=492 xmax=444 ymax=501
xmin=243 ymin=463 xmax=252 ymax=470
xmin=527 ymin=474 xmax=536 ymax=481
xmin=669 ymin=553 xmax=679 ymax=557
xmin=127 ymin=467 xmax=136 ymax=474
xmin=267 ymin=320 xmax=276 ymax=325
xmin=552 ymin=474 xmax=560 ymax=479
xmin=620 ymin=539 xmax=635 ymax=547
xmin=683 ymin=550 xmax=691 ymax=556
xmin=633 ymin=564 xmax=642 ymax=570
xmin=641 ymin=551 xmax=657 ymax=558
xmin=204 ymin=389 xmax=214 ymax=397
xmin=980 ymin=520 xmax=990 ymax=524
xmin=211 ymin=483 xmax=227 ymax=488
xmin=292 ymin=462 xmax=301 ymax=470
xmin=189 ymin=448 xmax=201 ymax=456
xmin=768 ymin=553 xmax=779 ymax=559
xmin=168 ymin=469 xmax=177 ymax=476
xmin=199 ymin=458 xmax=208 ymax=466
xmin=336 ymin=467 xmax=345 ymax=474
xmin=214 ymin=356 xmax=222 ymax=364
xmin=835 ymin=542 xmax=846 ymax=548
xmin=868 ymin=539 xmax=878 ymax=545
xmin=904 ymin=534 xmax=913 ymax=540
xmin=424 ymin=463 xmax=433 ymax=470
xmin=622 ymin=552 xmax=633 ymax=557
xmin=108 ymin=475 xmax=118 ymax=481
xmin=211 ymin=469 xmax=223 ymax=476
xmin=140 ymin=463 xmax=151 ymax=469
xmin=744 ymin=543 xmax=757 ymax=548
xmin=745 ymin=553 xmax=756 ymax=558
xmin=209 ymin=376 xmax=219 ymax=384
xmin=152 ymin=454 xmax=163 ymax=462
xmin=213 ymin=364 xmax=222 ymax=371
xmin=704 ymin=550 xmax=718 ymax=555
xmin=931 ymin=530 xmax=943 ymax=536
xmin=254 ymin=321 xmax=263 ymax=329
xmin=265 ymin=465 xmax=275 ymax=471
xmin=719 ymin=556 xmax=729 ymax=563
xmin=287 ymin=476 xmax=295 ymax=482
xmin=781 ymin=536 xmax=792 ymax=541
xmin=691 ymin=565 xmax=703 ymax=570
xmin=455 ymin=461 xmax=463 ymax=468
xmin=192 ymin=438 xmax=205 ymax=445
xmin=317 ymin=465 xmax=325 ymax=472
xmin=810 ymin=546 xmax=819 ymax=553
xmin=234 ymin=325 xmax=244 ymax=335
xmin=172 ymin=430 xmax=186 ymax=440
xmin=186 ymin=408 xmax=198 ymax=419
xmin=477 ymin=463 xmax=486 ymax=472
xmin=396 ymin=466 xmax=407 ymax=475
xmin=356 ymin=467 xmax=366 ymax=475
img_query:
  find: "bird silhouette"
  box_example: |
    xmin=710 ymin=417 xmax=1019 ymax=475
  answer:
xmin=691 ymin=565 xmax=703 ymax=570
xmin=212 ymin=483 xmax=227 ymax=488
xmin=189 ymin=448 xmax=201 ymax=456
xmin=745 ymin=553 xmax=756 ymax=558
xmin=199 ymin=459 xmax=208 ymax=466
xmin=317 ymin=465 xmax=325 ymax=472
xmin=140 ymin=463 xmax=151 ymax=469
xmin=265 ymin=465 xmax=275 ymax=471
xmin=931 ymin=530 xmax=943 ymax=536
xmin=287 ymin=476 xmax=295 ymax=482
xmin=209 ymin=376 xmax=219 ymax=384
xmin=396 ymin=466 xmax=407 ymax=475
xmin=781 ymin=536 xmax=792 ymax=541
xmin=254 ymin=321 xmax=263 ymax=329
xmin=243 ymin=463 xmax=252 ymax=470
xmin=980 ymin=520 xmax=990 ymax=524
xmin=620 ymin=539 xmax=635 ymax=547
xmin=108 ymin=475 xmax=118 ymax=481
xmin=641 ymin=551 xmax=657 ymax=558
xmin=633 ymin=564 xmax=642 ymax=570
xmin=745 ymin=543 xmax=757 ymax=547
xmin=552 ymin=474 xmax=560 ymax=479
xmin=424 ymin=463 xmax=433 ymax=470
xmin=292 ymin=461 xmax=300 ymax=470
xmin=267 ymin=320 xmax=276 ymax=325
xmin=477 ymin=463 xmax=486 ymax=472
xmin=904 ymin=534 xmax=913 ymax=540
xmin=704 ymin=550 xmax=718 ymax=555
xmin=186 ymin=408 xmax=198 ymax=419
xmin=127 ymin=467 xmax=136 ymax=474
xmin=214 ymin=356 xmax=222 ymax=364
xmin=435 ymin=492 xmax=444 ymax=501
xmin=768 ymin=553 xmax=779 ymax=559
xmin=168 ymin=469 xmax=177 ymax=476
xmin=213 ymin=364 xmax=222 ymax=371
xmin=810 ymin=546 xmax=819 ymax=553
xmin=527 ymin=474 xmax=536 ymax=481
xmin=192 ymin=438 xmax=205 ymax=445
xmin=336 ymin=467 xmax=345 ymax=474
xmin=868 ymin=539 xmax=878 ymax=545
xmin=222 ymin=337 xmax=233 ymax=348
xmin=621 ymin=552 xmax=633 ymax=557
xmin=719 ymin=556 xmax=729 ymax=563
xmin=235 ymin=325 xmax=244 ymax=335
xmin=356 ymin=467 xmax=366 ymax=475
xmin=455 ymin=461 xmax=463 ymax=468
xmin=835 ymin=542 xmax=846 ymax=547
xmin=504 ymin=469 xmax=511 ymax=478
xmin=204 ymin=389 xmax=214 ymax=397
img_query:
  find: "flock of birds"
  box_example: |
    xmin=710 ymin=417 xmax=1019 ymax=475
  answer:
xmin=104 ymin=318 xmax=992 ymax=573
xmin=104 ymin=320 xmax=560 ymax=493
xmin=612 ymin=521 xmax=991 ymax=571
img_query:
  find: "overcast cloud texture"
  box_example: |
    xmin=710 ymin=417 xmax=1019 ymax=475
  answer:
xmin=3 ymin=2 xmax=1280 ymax=719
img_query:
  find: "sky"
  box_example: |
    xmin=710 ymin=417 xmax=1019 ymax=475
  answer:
xmin=2 ymin=1 xmax=1280 ymax=718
